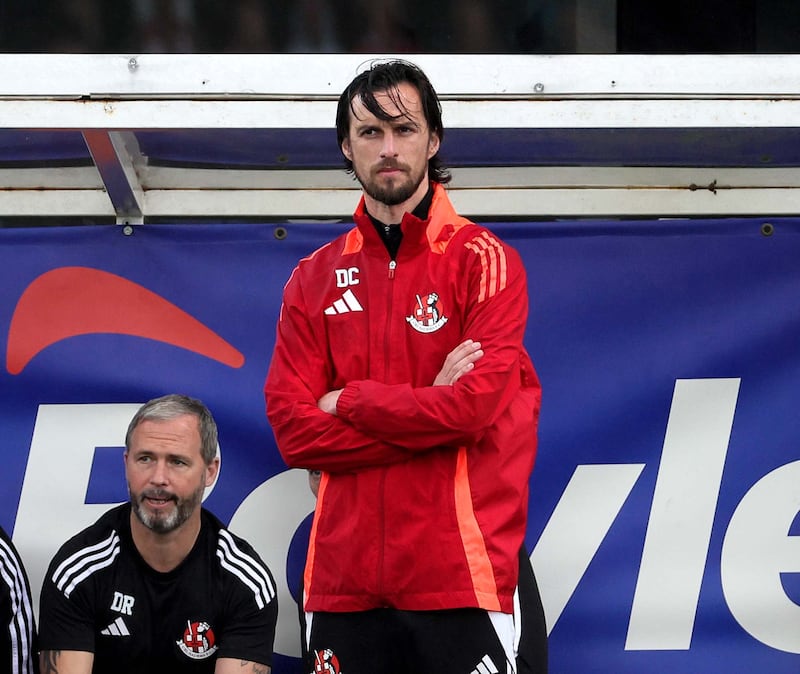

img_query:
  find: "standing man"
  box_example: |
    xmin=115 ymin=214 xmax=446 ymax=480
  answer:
xmin=265 ymin=60 xmax=542 ymax=673
xmin=38 ymin=394 xmax=277 ymax=674
xmin=1 ymin=524 xmax=37 ymax=674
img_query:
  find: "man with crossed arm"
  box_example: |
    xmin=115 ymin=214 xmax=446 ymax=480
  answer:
xmin=266 ymin=60 xmax=542 ymax=673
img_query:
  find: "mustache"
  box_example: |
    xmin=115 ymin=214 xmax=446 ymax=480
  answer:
xmin=140 ymin=489 xmax=177 ymax=502
xmin=376 ymin=160 xmax=408 ymax=172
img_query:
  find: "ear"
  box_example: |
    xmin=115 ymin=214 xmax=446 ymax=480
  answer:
xmin=341 ymin=137 xmax=353 ymax=161
xmin=205 ymin=457 xmax=220 ymax=487
xmin=427 ymin=133 xmax=440 ymax=159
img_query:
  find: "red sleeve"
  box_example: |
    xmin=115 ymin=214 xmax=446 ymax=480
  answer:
xmin=336 ymin=234 xmax=537 ymax=450
xmin=265 ymin=268 xmax=413 ymax=472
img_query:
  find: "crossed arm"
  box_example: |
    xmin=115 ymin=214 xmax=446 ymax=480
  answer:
xmin=318 ymin=339 xmax=484 ymax=414
xmin=40 ymin=651 xmax=270 ymax=673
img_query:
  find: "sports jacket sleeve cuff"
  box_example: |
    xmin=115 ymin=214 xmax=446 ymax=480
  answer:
xmin=336 ymin=382 xmax=359 ymax=421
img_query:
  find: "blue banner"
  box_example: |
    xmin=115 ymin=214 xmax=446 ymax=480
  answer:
xmin=1 ymin=217 xmax=798 ymax=672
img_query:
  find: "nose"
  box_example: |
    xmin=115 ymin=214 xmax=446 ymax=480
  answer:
xmin=150 ymin=459 xmax=169 ymax=486
xmin=380 ymin=133 xmax=397 ymax=158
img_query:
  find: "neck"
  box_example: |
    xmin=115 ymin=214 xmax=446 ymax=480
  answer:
xmin=129 ymin=509 xmax=201 ymax=573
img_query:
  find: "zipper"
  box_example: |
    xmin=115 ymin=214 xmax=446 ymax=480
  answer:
xmin=377 ymin=467 xmax=387 ymax=599
xmin=383 ymin=259 xmax=395 ymax=378
xmin=378 ymin=257 xmax=396 ymax=598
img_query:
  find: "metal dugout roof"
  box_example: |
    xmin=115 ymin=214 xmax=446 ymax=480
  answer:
xmin=1 ymin=53 xmax=800 ymax=223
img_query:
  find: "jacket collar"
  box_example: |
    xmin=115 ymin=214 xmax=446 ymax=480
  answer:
xmin=352 ymin=183 xmax=470 ymax=256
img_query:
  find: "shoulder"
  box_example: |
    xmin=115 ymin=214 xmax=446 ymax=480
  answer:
xmin=46 ymin=505 xmax=127 ymax=598
xmin=444 ymin=224 xmax=528 ymax=306
xmin=0 ymin=525 xmax=22 ymax=567
xmin=428 ymin=188 xmax=520 ymax=261
xmin=282 ymin=229 xmax=359 ymax=306
xmin=451 ymin=220 xmax=512 ymax=249
xmin=53 ymin=504 xmax=127 ymax=559
xmin=443 ymin=221 xmax=522 ymax=267
xmin=0 ymin=526 xmax=31 ymax=592
xmin=206 ymin=513 xmax=277 ymax=610
xmin=296 ymin=229 xmax=356 ymax=271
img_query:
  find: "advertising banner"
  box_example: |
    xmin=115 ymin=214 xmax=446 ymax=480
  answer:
xmin=1 ymin=217 xmax=798 ymax=672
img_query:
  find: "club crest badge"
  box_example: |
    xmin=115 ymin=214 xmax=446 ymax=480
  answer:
xmin=313 ymin=648 xmax=342 ymax=673
xmin=177 ymin=620 xmax=218 ymax=660
xmin=406 ymin=292 xmax=448 ymax=333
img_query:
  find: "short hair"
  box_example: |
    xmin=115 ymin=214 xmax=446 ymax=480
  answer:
xmin=125 ymin=394 xmax=218 ymax=465
xmin=336 ymin=59 xmax=451 ymax=185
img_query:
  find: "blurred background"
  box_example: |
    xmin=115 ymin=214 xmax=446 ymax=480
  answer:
xmin=1 ymin=0 xmax=798 ymax=54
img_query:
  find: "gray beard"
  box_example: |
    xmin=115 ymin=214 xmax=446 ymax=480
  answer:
xmin=130 ymin=484 xmax=203 ymax=534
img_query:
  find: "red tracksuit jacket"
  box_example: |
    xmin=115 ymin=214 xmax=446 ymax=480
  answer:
xmin=265 ymin=183 xmax=541 ymax=614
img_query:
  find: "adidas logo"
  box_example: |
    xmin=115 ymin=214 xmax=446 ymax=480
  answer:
xmin=470 ymin=654 xmax=499 ymax=674
xmin=324 ymin=289 xmax=363 ymax=315
xmin=101 ymin=616 xmax=130 ymax=636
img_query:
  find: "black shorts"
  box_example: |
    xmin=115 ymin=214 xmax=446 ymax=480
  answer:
xmin=306 ymin=607 xmax=511 ymax=674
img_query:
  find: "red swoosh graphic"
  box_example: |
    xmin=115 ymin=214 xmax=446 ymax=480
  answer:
xmin=6 ymin=266 xmax=245 ymax=375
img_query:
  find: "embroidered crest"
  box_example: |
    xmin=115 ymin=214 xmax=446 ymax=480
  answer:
xmin=177 ymin=620 xmax=218 ymax=660
xmin=406 ymin=292 xmax=448 ymax=334
xmin=313 ymin=648 xmax=342 ymax=673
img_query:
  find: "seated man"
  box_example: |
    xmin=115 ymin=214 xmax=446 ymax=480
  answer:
xmin=38 ymin=394 xmax=277 ymax=674
xmin=1 ymin=524 xmax=37 ymax=674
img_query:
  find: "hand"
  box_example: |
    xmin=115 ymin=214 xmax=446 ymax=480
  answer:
xmin=433 ymin=339 xmax=483 ymax=386
xmin=317 ymin=389 xmax=343 ymax=415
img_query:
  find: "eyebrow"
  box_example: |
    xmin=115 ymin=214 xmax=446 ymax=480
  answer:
xmin=131 ymin=448 xmax=193 ymax=460
xmin=353 ymin=116 xmax=421 ymax=131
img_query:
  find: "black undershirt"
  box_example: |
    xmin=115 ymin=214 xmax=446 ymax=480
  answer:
xmin=367 ymin=183 xmax=434 ymax=259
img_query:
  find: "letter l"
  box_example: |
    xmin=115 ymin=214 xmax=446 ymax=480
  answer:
xmin=626 ymin=378 xmax=740 ymax=650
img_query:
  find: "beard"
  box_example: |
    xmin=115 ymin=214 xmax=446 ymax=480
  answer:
xmin=130 ymin=482 xmax=204 ymax=534
xmin=354 ymin=159 xmax=427 ymax=207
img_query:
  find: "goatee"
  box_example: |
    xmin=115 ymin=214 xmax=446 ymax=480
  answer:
xmin=356 ymin=161 xmax=425 ymax=207
xmin=130 ymin=485 xmax=203 ymax=534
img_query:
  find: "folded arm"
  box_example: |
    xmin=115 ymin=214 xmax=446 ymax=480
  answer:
xmin=335 ymin=250 xmax=532 ymax=450
xmin=265 ymin=295 xmax=414 ymax=473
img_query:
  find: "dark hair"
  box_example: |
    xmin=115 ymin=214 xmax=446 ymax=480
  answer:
xmin=336 ymin=59 xmax=451 ymax=185
xmin=125 ymin=394 xmax=218 ymax=465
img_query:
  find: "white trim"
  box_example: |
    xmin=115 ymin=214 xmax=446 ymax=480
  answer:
xmin=1 ymin=54 xmax=800 ymax=98
xmin=3 ymin=98 xmax=800 ymax=130
xmin=52 ymin=532 xmax=120 ymax=598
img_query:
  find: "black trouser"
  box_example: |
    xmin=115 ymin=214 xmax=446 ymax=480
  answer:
xmin=516 ymin=546 xmax=549 ymax=674
xmin=307 ymin=606 xmax=510 ymax=674
xmin=300 ymin=546 xmax=549 ymax=674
